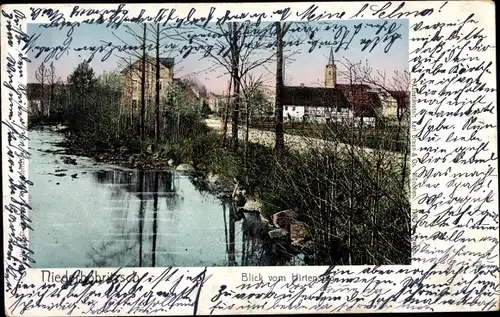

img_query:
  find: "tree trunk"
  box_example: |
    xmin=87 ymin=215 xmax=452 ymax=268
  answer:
xmin=230 ymin=22 xmax=240 ymax=151
xmin=274 ymin=22 xmax=284 ymax=151
xmin=155 ymin=24 xmax=160 ymax=146
xmin=41 ymin=77 xmax=45 ymax=116
xmin=140 ymin=24 xmax=147 ymax=142
xmin=222 ymin=79 xmax=232 ymax=146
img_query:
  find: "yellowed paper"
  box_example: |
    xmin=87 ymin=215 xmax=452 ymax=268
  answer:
xmin=2 ymin=1 xmax=498 ymax=315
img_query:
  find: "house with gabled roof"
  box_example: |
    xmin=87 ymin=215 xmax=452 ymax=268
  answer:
xmin=282 ymin=49 xmax=407 ymax=126
xmin=282 ymin=84 xmax=353 ymax=123
xmin=120 ymin=55 xmax=175 ymax=109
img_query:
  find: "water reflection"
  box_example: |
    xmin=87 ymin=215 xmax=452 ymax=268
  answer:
xmin=30 ymin=129 xmax=302 ymax=268
xmin=89 ymin=169 xmax=182 ymax=267
xmin=86 ymin=169 xmax=302 ymax=267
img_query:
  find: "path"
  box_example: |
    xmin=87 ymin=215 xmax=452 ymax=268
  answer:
xmin=204 ymin=117 xmax=406 ymax=164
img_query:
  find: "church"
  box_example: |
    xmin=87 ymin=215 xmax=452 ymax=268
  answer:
xmin=282 ymin=49 xmax=385 ymax=126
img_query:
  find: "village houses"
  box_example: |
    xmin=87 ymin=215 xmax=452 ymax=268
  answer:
xmin=121 ymin=55 xmax=207 ymax=118
xmin=121 ymin=55 xmax=175 ymax=108
xmin=282 ymin=49 xmax=409 ymax=126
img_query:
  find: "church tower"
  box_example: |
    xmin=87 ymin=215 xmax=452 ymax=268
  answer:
xmin=325 ymin=48 xmax=337 ymax=88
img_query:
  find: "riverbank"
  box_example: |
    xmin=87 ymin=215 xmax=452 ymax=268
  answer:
xmin=29 ymin=127 xmax=305 ymax=267
xmin=31 ymin=124 xmax=238 ymax=200
xmin=31 ymin=124 xmax=316 ymax=264
xmin=30 ymin=120 xmax=411 ymax=266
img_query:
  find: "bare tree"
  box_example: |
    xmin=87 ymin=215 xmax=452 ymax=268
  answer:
xmin=230 ymin=22 xmax=242 ymax=151
xmin=221 ymin=78 xmax=232 ymax=146
xmin=155 ymin=23 xmax=160 ymax=146
xmin=48 ymin=62 xmax=56 ymax=118
xmin=140 ymin=24 xmax=147 ymax=141
xmin=336 ymin=58 xmax=410 ymax=124
xmin=241 ymin=73 xmax=265 ymax=161
xmin=274 ymin=22 xmax=293 ymax=151
xmin=274 ymin=22 xmax=284 ymax=151
xmin=167 ymin=21 xmax=284 ymax=152
xmin=111 ymin=23 xmax=179 ymax=142
xmin=35 ymin=62 xmax=49 ymax=116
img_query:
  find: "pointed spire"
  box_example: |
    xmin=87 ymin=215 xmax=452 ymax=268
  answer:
xmin=328 ymin=48 xmax=334 ymax=65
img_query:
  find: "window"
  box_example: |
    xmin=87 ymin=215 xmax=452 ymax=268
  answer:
xmin=292 ymin=106 xmax=296 ymax=111
xmin=285 ymin=106 xmax=288 ymax=110
xmin=159 ymin=80 xmax=163 ymax=90
xmin=132 ymin=99 xmax=138 ymax=108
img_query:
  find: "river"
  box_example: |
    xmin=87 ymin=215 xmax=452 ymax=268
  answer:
xmin=29 ymin=128 xmax=303 ymax=268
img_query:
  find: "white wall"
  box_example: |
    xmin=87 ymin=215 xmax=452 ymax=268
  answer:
xmin=283 ymin=105 xmax=356 ymax=124
xmin=284 ymin=105 xmax=305 ymax=121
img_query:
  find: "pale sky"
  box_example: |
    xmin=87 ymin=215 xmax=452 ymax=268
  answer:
xmin=27 ymin=19 xmax=408 ymax=94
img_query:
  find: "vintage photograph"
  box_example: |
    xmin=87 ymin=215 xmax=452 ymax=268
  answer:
xmin=27 ymin=18 xmax=410 ymax=268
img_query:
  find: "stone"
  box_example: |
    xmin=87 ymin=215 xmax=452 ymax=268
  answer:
xmin=260 ymin=214 xmax=270 ymax=226
xmin=207 ymin=172 xmax=220 ymax=184
xmin=167 ymin=159 xmax=175 ymax=166
xmin=300 ymin=240 xmax=316 ymax=252
xmin=61 ymin=156 xmax=77 ymax=165
xmin=128 ymin=155 xmax=135 ymax=165
xmin=146 ymin=145 xmax=153 ymax=153
xmin=291 ymin=238 xmax=307 ymax=247
xmin=243 ymin=199 xmax=262 ymax=212
xmin=290 ymin=221 xmax=310 ymax=244
xmin=176 ymin=163 xmax=195 ymax=172
xmin=233 ymin=192 xmax=246 ymax=207
xmin=232 ymin=185 xmax=246 ymax=207
xmin=272 ymin=209 xmax=299 ymax=229
xmin=268 ymin=229 xmax=288 ymax=239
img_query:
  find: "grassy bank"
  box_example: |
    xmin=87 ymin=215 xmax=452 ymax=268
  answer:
xmin=28 ymin=60 xmax=410 ymax=266
xmin=249 ymin=121 xmax=409 ymax=153
xmin=30 ymin=118 xmax=410 ymax=266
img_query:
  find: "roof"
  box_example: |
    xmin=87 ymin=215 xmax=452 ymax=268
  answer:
xmin=27 ymin=83 xmax=43 ymax=100
xmin=389 ymin=90 xmax=410 ymax=110
xmin=336 ymin=83 xmax=371 ymax=91
xmin=26 ymin=83 xmax=68 ymax=99
xmin=158 ymin=57 xmax=175 ymax=69
xmin=336 ymin=84 xmax=383 ymax=117
xmin=349 ymin=91 xmax=382 ymax=117
xmin=172 ymin=78 xmax=203 ymax=100
xmin=120 ymin=55 xmax=174 ymax=74
xmin=282 ymin=86 xmax=351 ymax=108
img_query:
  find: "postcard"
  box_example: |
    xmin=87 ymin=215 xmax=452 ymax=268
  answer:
xmin=1 ymin=1 xmax=498 ymax=315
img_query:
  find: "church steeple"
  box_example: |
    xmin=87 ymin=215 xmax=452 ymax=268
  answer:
xmin=328 ymin=48 xmax=334 ymax=65
xmin=325 ymin=48 xmax=337 ymax=88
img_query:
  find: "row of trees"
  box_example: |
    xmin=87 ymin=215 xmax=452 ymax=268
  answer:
xmin=28 ymin=20 xmax=410 ymax=265
xmin=31 ymin=62 xmax=56 ymax=118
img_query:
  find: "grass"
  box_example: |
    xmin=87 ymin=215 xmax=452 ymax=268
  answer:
xmin=31 ymin=111 xmax=410 ymax=266
xmin=248 ymin=121 xmax=409 ymax=153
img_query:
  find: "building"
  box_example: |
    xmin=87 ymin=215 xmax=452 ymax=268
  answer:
xmin=207 ymin=92 xmax=225 ymax=114
xmin=26 ymin=82 xmax=68 ymax=117
xmin=120 ymin=55 xmax=175 ymax=109
xmin=282 ymin=84 xmax=353 ymax=123
xmin=282 ymin=48 xmax=409 ymax=126
xmin=325 ymin=49 xmax=337 ymax=88
xmin=171 ymin=78 xmax=207 ymax=111
xmin=27 ymin=83 xmax=43 ymax=114
xmin=389 ymin=90 xmax=410 ymax=121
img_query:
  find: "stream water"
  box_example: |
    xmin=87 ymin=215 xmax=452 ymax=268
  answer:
xmin=29 ymin=128 xmax=303 ymax=268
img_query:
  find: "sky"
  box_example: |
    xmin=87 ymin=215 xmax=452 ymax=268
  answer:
xmin=27 ymin=19 xmax=408 ymax=94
